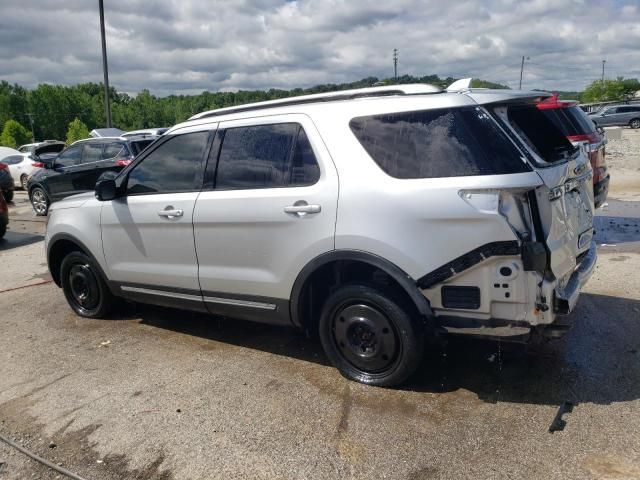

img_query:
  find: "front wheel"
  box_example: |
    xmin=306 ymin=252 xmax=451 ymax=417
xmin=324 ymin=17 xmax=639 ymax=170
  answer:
xmin=60 ymin=251 xmax=114 ymax=318
xmin=630 ymin=118 xmax=640 ymax=129
xmin=319 ymin=285 xmax=424 ymax=387
xmin=30 ymin=187 xmax=49 ymax=216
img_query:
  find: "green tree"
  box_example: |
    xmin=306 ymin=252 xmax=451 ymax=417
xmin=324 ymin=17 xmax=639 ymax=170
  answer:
xmin=65 ymin=118 xmax=90 ymax=144
xmin=582 ymin=77 xmax=640 ymax=103
xmin=0 ymin=119 xmax=31 ymax=148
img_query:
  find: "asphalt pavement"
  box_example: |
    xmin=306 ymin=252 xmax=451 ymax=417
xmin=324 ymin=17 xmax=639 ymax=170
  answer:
xmin=1 ymin=190 xmax=639 ymax=479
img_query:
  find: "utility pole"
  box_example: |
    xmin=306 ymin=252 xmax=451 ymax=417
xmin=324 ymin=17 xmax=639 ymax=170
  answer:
xmin=393 ymin=49 xmax=398 ymax=83
xmin=98 ymin=0 xmax=112 ymax=127
xmin=601 ymin=60 xmax=606 ymax=83
xmin=26 ymin=113 xmax=35 ymax=142
xmin=519 ymin=56 xmax=525 ymax=89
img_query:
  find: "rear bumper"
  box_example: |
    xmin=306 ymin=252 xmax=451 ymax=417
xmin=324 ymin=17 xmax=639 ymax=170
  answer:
xmin=594 ymin=175 xmax=610 ymax=209
xmin=554 ymin=240 xmax=597 ymax=315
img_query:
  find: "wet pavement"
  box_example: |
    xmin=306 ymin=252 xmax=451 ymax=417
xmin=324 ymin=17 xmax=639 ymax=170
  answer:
xmin=0 ymin=193 xmax=639 ymax=479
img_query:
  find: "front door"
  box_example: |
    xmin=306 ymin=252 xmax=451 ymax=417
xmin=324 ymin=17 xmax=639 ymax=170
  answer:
xmin=101 ymin=128 xmax=213 ymax=308
xmin=46 ymin=145 xmax=83 ymax=200
xmin=192 ymin=116 xmax=338 ymax=323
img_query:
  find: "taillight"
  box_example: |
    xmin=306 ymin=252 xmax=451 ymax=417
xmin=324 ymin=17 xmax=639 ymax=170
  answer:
xmin=31 ymin=162 xmax=45 ymax=168
xmin=567 ymin=133 xmax=600 ymax=144
xmin=116 ymin=159 xmax=132 ymax=167
xmin=0 ymin=163 xmax=7 ymax=170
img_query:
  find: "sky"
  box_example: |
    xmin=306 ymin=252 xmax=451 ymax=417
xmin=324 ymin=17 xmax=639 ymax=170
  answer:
xmin=0 ymin=0 xmax=638 ymax=96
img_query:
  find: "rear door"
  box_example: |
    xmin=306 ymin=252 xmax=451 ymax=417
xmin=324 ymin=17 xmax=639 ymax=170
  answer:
xmin=192 ymin=115 xmax=338 ymax=322
xmin=76 ymin=142 xmax=106 ymax=191
xmin=101 ymin=128 xmax=213 ymax=305
xmin=492 ymin=104 xmax=594 ymax=281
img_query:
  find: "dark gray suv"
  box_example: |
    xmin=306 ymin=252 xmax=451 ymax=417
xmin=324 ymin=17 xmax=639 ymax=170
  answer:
xmin=589 ymin=104 xmax=640 ymax=128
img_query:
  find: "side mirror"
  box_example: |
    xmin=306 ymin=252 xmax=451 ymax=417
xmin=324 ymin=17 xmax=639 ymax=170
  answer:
xmin=95 ymin=179 xmax=117 ymax=201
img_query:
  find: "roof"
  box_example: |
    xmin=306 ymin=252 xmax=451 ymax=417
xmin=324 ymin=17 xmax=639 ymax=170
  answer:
xmin=168 ymin=84 xmax=552 ymax=133
xmin=188 ymin=84 xmax=443 ymax=121
xmin=0 ymin=146 xmax=21 ymax=160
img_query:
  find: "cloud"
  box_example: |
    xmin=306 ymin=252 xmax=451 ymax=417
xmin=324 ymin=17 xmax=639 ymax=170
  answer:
xmin=0 ymin=0 xmax=638 ymax=95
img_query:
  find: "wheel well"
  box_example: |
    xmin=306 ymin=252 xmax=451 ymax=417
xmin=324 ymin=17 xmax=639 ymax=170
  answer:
xmin=294 ymin=259 xmax=427 ymax=335
xmin=48 ymin=239 xmax=85 ymax=286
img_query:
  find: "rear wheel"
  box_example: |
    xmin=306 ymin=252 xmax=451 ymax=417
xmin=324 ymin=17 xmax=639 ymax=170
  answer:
xmin=30 ymin=187 xmax=49 ymax=216
xmin=20 ymin=174 xmax=28 ymax=190
xmin=630 ymin=118 xmax=640 ymax=129
xmin=0 ymin=222 xmax=6 ymax=240
xmin=3 ymin=189 xmax=13 ymax=202
xmin=319 ymin=284 xmax=424 ymax=387
xmin=61 ymin=251 xmax=114 ymax=318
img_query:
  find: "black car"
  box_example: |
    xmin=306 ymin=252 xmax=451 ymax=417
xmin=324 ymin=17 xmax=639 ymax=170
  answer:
xmin=27 ymin=136 xmax=156 ymax=215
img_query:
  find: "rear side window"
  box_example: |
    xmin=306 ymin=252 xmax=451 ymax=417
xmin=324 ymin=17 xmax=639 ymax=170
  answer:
xmin=214 ymin=123 xmax=320 ymax=190
xmin=541 ymin=106 xmax=596 ymax=136
xmin=56 ymin=146 xmax=82 ymax=167
xmin=129 ymin=140 xmax=154 ymax=155
xmin=126 ymin=131 xmax=209 ymax=195
xmin=2 ymin=155 xmax=23 ymax=165
xmin=349 ymin=107 xmax=530 ymax=179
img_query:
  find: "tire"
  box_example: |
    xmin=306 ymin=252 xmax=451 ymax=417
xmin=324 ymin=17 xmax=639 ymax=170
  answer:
xmin=30 ymin=186 xmax=49 ymax=216
xmin=60 ymin=251 xmax=114 ymax=318
xmin=0 ymin=222 xmax=6 ymax=240
xmin=20 ymin=174 xmax=28 ymax=190
xmin=3 ymin=189 xmax=13 ymax=202
xmin=318 ymin=284 xmax=424 ymax=387
xmin=630 ymin=118 xmax=640 ymax=129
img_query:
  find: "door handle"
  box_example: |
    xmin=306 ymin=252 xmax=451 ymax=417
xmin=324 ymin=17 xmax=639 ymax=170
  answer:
xmin=284 ymin=203 xmax=321 ymax=215
xmin=158 ymin=207 xmax=184 ymax=219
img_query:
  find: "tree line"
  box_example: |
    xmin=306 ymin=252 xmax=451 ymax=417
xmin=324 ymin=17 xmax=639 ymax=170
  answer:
xmin=1 ymin=74 xmax=638 ymax=148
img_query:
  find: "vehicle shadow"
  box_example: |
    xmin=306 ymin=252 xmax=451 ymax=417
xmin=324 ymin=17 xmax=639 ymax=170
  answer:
xmin=136 ymin=292 xmax=640 ymax=406
xmin=0 ymin=231 xmax=44 ymax=251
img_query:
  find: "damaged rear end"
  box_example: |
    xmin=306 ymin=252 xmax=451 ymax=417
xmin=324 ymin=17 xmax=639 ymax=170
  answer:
xmin=420 ymin=91 xmax=596 ymax=341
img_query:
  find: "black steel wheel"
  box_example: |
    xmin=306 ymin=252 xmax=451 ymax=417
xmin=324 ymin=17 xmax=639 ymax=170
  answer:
xmin=61 ymin=251 xmax=113 ymax=318
xmin=319 ymin=284 xmax=424 ymax=387
xmin=30 ymin=187 xmax=49 ymax=216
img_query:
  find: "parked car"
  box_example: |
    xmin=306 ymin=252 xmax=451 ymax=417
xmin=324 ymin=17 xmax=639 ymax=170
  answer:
xmin=27 ymin=136 xmax=156 ymax=215
xmin=588 ymin=104 xmax=640 ymax=128
xmin=0 ymin=190 xmax=8 ymax=239
xmin=122 ymin=128 xmax=169 ymax=138
xmin=45 ymin=84 xmax=596 ymax=386
xmin=0 ymin=162 xmax=13 ymax=202
xmin=537 ymin=95 xmax=609 ymax=207
xmin=2 ymin=142 xmax=67 ymax=190
xmin=18 ymin=140 xmax=65 ymax=154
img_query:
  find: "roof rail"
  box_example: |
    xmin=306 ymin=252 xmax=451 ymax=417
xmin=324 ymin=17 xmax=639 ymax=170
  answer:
xmin=189 ymin=83 xmax=442 ymax=120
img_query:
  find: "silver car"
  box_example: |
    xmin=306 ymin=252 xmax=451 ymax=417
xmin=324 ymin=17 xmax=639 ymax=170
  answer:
xmin=45 ymin=83 xmax=597 ymax=386
xmin=589 ymin=104 xmax=640 ymax=129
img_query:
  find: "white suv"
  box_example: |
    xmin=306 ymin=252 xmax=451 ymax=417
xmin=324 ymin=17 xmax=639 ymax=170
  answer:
xmin=45 ymin=84 xmax=597 ymax=386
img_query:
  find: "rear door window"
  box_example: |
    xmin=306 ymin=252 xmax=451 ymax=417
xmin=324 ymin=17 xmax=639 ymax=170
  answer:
xmin=82 ymin=143 xmax=103 ymax=164
xmin=103 ymin=143 xmax=125 ymax=159
xmin=2 ymin=155 xmax=24 ymax=165
xmin=56 ymin=146 xmax=82 ymax=167
xmin=350 ymin=107 xmax=530 ymax=179
xmin=213 ymin=123 xmax=320 ymax=189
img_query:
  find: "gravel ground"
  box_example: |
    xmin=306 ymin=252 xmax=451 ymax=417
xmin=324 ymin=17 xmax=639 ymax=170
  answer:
xmin=604 ymin=128 xmax=640 ymax=201
xmin=0 ymin=142 xmax=639 ymax=479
